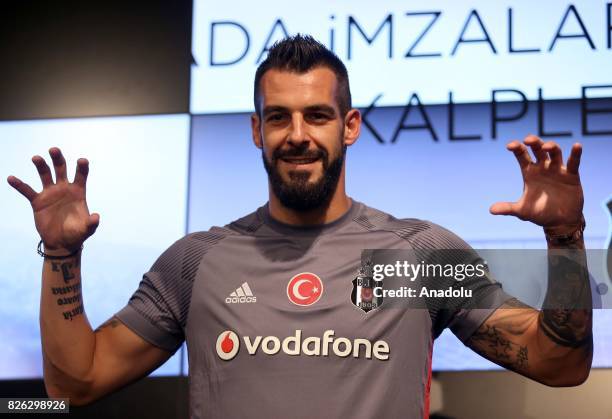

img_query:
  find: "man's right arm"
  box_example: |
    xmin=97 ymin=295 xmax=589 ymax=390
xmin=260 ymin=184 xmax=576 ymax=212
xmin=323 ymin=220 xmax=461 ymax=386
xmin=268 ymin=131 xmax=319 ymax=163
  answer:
xmin=41 ymin=248 xmax=173 ymax=405
xmin=8 ymin=147 xmax=173 ymax=405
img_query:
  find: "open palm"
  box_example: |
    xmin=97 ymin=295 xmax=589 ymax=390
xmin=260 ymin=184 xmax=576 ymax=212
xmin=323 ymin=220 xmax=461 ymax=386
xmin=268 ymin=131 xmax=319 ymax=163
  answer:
xmin=490 ymin=135 xmax=583 ymax=228
xmin=7 ymin=147 xmax=99 ymax=251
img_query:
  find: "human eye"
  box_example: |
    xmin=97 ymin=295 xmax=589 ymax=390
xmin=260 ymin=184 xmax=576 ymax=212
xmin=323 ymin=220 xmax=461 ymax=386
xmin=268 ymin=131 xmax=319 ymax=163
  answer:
xmin=307 ymin=111 xmax=330 ymax=123
xmin=266 ymin=113 xmax=287 ymax=123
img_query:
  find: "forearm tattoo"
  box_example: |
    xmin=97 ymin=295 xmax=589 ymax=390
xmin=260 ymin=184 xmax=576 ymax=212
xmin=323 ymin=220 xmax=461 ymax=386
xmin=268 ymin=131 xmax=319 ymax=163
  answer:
xmin=539 ymin=251 xmax=593 ymax=348
xmin=51 ymin=257 xmax=80 ymax=283
xmin=49 ymin=256 xmax=84 ymax=321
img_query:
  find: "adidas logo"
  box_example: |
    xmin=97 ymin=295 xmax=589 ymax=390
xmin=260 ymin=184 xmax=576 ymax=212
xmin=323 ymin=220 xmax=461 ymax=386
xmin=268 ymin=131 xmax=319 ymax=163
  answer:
xmin=225 ymin=282 xmax=257 ymax=304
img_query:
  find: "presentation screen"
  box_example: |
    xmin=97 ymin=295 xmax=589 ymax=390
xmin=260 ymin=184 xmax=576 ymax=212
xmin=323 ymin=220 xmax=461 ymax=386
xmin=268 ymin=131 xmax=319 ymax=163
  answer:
xmin=191 ymin=0 xmax=612 ymax=113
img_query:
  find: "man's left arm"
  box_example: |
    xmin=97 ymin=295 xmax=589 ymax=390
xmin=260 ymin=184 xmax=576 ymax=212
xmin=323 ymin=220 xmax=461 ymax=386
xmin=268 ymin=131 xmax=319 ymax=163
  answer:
xmin=465 ymin=135 xmax=593 ymax=387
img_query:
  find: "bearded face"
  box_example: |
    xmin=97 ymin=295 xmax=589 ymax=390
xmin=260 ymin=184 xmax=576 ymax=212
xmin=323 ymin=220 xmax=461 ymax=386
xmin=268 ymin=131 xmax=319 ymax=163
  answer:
xmin=262 ymin=141 xmax=346 ymax=211
xmin=253 ymin=67 xmax=351 ymax=212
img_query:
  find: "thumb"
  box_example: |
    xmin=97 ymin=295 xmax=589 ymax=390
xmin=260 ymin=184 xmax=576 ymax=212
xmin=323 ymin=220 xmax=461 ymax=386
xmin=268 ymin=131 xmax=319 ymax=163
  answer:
xmin=86 ymin=213 xmax=100 ymax=237
xmin=489 ymin=202 xmax=518 ymax=216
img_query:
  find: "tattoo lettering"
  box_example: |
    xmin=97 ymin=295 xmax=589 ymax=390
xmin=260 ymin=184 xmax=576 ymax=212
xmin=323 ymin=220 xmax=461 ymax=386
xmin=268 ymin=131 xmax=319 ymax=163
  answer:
xmin=51 ymin=283 xmax=81 ymax=295
xmin=51 ymin=258 xmax=79 ymax=283
xmin=56 ymin=293 xmax=82 ymax=306
xmin=50 ymin=258 xmax=84 ymax=320
xmin=62 ymin=304 xmax=84 ymax=321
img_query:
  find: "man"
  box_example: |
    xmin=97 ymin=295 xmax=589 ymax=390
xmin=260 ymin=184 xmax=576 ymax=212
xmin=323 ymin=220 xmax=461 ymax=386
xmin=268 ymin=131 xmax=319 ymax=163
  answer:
xmin=7 ymin=35 xmax=592 ymax=418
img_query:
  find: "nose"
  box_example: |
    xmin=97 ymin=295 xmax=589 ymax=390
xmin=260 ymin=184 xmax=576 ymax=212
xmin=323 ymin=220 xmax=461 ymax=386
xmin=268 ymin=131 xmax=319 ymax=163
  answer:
xmin=287 ymin=113 xmax=308 ymax=147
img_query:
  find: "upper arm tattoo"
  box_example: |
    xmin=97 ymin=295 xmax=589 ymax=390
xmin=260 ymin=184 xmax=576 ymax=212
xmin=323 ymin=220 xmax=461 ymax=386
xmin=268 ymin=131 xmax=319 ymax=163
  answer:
xmin=466 ymin=298 xmax=535 ymax=374
xmin=95 ymin=317 xmax=122 ymax=332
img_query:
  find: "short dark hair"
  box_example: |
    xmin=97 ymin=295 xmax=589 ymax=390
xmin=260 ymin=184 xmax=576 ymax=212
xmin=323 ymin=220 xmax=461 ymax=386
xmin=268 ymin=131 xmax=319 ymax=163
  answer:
xmin=253 ymin=34 xmax=352 ymax=117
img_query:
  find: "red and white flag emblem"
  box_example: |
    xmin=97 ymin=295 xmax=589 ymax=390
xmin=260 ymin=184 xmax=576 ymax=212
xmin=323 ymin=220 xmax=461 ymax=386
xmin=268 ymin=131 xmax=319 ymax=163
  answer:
xmin=287 ymin=272 xmax=323 ymax=306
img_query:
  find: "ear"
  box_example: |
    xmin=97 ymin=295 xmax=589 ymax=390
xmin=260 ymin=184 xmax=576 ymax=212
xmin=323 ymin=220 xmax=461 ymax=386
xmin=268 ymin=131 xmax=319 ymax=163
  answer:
xmin=251 ymin=113 xmax=263 ymax=149
xmin=343 ymin=109 xmax=361 ymax=147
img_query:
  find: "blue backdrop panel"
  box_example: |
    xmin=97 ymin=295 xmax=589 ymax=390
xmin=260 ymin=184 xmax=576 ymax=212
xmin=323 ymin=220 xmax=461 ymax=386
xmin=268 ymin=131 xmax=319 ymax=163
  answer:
xmin=0 ymin=114 xmax=190 ymax=379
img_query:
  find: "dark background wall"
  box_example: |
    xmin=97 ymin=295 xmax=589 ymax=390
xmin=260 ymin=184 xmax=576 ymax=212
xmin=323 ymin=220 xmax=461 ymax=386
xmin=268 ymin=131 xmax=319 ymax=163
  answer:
xmin=0 ymin=0 xmax=192 ymax=120
xmin=0 ymin=377 xmax=188 ymax=418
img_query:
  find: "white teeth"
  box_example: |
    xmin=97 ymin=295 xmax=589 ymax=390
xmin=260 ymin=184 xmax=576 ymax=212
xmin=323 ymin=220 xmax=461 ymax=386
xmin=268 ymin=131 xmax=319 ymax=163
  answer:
xmin=283 ymin=158 xmax=317 ymax=164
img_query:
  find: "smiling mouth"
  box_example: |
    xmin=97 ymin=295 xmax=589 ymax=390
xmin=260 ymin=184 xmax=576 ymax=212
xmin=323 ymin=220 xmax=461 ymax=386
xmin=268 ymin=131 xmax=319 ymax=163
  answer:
xmin=280 ymin=157 xmax=320 ymax=165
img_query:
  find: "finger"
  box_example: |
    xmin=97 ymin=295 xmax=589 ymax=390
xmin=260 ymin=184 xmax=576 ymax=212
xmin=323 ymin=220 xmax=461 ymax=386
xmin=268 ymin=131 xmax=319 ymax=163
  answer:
xmin=523 ymin=135 xmax=547 ymax=163
xmin=31 ymin=155 xmax=54 ymax=187
xmin=49 ymin=147 xmax=68 ymax=182
xmin=86 ymin=213 xmax=100 ymax=237
xmin=541 ymin=141 xmax=563 ymax=168
xmin=506 ymin=140 xmax=532 ymax=169
xmin=7 ymin=175 xmax=38 ymax=202
xmin=566 ymin=143 xmax=582 ymax=175
xmin=73 ymin=158 xmax=89 ymax=187
xmin=489 ymin=201 xmax=519 ymax=216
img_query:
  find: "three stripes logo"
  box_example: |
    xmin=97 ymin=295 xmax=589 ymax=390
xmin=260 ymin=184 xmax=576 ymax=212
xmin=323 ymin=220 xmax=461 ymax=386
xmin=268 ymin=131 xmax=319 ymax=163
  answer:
xmin=225 ymin=282 xmax=257 ymax=304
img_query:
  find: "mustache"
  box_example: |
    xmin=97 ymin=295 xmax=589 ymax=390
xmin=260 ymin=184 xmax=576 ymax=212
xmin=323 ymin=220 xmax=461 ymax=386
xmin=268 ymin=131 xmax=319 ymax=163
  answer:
xmin=272 ymin=148 xmax=327 ymax=161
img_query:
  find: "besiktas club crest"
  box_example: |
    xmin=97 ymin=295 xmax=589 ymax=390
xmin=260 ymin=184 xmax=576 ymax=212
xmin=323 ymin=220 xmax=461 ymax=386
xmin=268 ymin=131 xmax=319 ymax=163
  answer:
xmin=351 ymin=260 xmax=383 ymax=313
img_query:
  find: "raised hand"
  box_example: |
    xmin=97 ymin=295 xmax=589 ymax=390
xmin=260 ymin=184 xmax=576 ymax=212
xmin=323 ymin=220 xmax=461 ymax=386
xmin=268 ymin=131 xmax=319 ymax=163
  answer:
xmin=490 ymin=135 xmax=584 ymax=228
xmin=7 ymin=147 xmax=99 ymax=251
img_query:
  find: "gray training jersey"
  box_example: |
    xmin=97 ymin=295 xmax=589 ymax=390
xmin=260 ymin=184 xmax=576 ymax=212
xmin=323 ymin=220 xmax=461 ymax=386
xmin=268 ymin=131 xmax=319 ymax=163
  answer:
xmin=116 ymin=200 xmax=511 ymax=419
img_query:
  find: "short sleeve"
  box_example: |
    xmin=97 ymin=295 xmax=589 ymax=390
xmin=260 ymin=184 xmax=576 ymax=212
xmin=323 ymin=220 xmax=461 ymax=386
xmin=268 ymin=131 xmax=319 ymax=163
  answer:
xmin=447 ymin=287 xmax=513 ymax=343
xmin=406 ymin=222 xmax=514 ymax=340
xmin=115 ymin=231 xmax=226 ymax=352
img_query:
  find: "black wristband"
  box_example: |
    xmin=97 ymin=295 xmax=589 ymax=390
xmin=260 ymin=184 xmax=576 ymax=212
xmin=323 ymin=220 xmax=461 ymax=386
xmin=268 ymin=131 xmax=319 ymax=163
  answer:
xmin=37 ymin=240 xmax=82 ymax=260
xmin=544 ymin=215 xmax=586 ymax=246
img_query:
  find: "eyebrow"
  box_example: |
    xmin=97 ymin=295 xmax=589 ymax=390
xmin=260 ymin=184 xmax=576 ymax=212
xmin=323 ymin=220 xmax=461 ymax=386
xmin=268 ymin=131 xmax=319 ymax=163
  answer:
xmin=262 ymin=104 xmax=337 ymax=117
xmin=304 ymin=105 xmax=337 ymax=115
xmin=262 ymin=106 xmax=288 ymax=116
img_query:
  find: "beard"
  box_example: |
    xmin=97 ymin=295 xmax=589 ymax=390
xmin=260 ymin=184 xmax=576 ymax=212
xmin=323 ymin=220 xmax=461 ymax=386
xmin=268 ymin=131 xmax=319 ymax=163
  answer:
xmin=262 ymin=143 xmax=346 ymax=212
